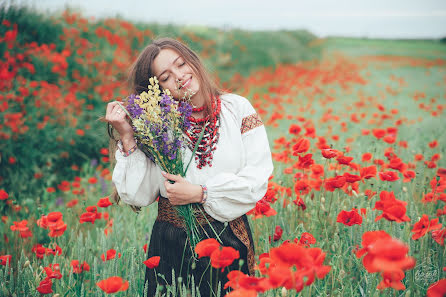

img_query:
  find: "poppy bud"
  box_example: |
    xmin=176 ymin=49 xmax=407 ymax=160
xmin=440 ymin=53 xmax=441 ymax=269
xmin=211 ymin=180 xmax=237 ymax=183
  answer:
xmin=321 ymin=197 xmax=325 ymax=204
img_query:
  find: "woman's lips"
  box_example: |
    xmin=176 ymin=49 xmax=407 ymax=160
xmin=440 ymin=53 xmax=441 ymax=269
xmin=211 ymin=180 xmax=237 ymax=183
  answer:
xmin=181 ymin=78 xmax=191 ymax=89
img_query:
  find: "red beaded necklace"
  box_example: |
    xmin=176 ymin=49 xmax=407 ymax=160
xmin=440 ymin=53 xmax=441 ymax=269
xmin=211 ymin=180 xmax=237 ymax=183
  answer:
xmin=192 ymin=105 xmax=205 ymax=112
xmin=185 ymin=97 xmax=221 ymax=169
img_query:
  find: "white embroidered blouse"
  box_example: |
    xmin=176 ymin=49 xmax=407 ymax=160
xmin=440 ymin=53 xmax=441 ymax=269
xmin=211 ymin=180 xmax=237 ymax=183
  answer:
xmin=112 ymin=93 xmax=274 ymax=222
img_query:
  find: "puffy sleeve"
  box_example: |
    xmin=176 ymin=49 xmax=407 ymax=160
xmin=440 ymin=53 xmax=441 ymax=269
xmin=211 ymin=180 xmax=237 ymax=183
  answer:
xmin=202 ymin=95 xmax=274 ymax=222
xmin=112 ymin=147 xmax=161 ymax=207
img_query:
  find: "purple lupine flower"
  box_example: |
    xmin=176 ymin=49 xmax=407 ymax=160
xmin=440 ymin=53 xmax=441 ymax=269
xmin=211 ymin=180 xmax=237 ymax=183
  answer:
xmin=55 ymin=197 xmax=64 ymax=206
xmin=91 ymin=159 xmax=98 ymax=167
xmin=126 ymin=94 xmax=144 ymax=118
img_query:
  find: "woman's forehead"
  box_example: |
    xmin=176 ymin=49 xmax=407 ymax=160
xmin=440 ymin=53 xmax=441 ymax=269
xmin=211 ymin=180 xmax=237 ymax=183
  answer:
xmin=152 ymin=48 xmax=181 ymax=76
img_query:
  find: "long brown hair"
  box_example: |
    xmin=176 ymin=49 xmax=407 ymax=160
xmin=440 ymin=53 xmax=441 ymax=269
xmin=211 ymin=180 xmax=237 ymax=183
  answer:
xmin=109 ymin=37 xmax=223 ymax=209
xmin=128 ymin=37 xmax=222 ymax=119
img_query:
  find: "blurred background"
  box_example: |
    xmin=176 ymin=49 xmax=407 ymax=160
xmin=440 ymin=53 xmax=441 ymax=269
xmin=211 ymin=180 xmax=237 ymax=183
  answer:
xmin=27 ymin=0 xmax=446 ymax=39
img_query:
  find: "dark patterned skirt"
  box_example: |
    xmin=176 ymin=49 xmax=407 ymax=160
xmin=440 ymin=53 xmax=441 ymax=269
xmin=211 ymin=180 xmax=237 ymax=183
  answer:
xmin=144 ymin=197 xmax=255 ymax=297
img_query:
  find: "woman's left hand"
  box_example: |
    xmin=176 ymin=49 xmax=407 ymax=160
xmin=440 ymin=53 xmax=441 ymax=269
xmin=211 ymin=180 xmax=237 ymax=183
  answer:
xmin=161 ymin=172 xmax=203 ymax=205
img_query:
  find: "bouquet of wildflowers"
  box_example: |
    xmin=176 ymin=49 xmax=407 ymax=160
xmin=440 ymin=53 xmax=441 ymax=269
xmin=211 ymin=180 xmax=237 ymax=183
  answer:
xmin=118 ymin=77 xmax=203 ymax=248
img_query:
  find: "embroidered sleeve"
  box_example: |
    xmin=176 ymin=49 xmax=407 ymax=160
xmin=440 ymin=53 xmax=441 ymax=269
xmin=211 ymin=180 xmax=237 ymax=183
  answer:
xmin=240 ymin=113 xmax=263 ymax=134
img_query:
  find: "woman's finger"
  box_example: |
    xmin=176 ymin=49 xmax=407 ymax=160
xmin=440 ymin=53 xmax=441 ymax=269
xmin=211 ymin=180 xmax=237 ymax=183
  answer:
xmin=161 ymin=171 xmax=182 ymax=182
xmin=106 ymin=101 xmax=118 ymax=116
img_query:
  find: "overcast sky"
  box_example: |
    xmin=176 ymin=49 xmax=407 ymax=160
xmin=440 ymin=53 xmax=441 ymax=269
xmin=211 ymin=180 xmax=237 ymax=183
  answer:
xmin=17 ymin=0 xmax=446 ymax=38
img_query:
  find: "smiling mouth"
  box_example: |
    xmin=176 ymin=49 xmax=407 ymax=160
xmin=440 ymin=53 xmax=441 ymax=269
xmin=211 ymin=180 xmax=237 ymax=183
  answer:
xmin=180 ymin=78 xmax=191 ymax=89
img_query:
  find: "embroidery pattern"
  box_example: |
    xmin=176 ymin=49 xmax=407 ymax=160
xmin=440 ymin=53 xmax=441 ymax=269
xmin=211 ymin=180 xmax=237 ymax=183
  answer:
xmin=228 ymin=217 xmax=255 ymax=276
xmin=241 ymin=113 xmax=263 ymax=134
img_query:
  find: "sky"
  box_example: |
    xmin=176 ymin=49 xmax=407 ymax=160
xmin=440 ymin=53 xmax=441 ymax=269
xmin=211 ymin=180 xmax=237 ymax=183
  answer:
xmin=15 ymin=0 xmax=446 ymax=38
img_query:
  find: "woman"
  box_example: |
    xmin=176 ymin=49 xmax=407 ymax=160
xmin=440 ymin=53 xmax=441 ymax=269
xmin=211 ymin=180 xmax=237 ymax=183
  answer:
xmin=105 ymin=37 xmax=273 ymax=296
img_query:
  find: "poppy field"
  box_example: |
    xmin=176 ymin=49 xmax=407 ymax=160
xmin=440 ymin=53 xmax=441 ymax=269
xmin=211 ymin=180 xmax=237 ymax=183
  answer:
xmin=1 ymin=6 xmax=446 ymax=297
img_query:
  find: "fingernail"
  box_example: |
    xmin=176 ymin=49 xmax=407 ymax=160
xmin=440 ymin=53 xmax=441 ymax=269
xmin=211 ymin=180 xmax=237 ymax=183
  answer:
xmin=161 ymin=171 xmax=166 ymax=175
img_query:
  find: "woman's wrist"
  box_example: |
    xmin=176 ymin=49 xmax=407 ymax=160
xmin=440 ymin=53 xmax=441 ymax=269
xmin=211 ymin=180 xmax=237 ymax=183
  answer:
xmin=199 ymin=184 xmax=208 ymax=204
xmin=121 ymin=135 xmax=136 ymax=152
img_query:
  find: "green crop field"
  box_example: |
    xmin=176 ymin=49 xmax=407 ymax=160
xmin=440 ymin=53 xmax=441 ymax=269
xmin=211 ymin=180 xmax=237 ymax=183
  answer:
xmin=1 ymin=5 xmax=445 ymax=297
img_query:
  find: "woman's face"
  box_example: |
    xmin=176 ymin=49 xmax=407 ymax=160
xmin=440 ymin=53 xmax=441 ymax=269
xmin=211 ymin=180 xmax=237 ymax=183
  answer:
xmin=151 ymin=48 xmax=200 ymax=101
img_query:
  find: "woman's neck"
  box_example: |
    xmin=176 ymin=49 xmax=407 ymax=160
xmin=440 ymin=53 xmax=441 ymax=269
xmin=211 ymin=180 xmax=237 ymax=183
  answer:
xmin=190 ymin=92 xmax=206 ymax=109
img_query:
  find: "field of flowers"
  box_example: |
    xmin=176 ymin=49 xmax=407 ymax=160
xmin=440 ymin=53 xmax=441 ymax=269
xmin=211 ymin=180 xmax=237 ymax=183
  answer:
xmin=1 ymin=5 xmax=446 ymax=297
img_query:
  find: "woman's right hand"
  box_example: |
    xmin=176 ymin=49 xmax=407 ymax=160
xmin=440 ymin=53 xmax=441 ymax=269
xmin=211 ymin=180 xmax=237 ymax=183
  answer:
xmin=105 ymin=101 xmax=136 ymax=150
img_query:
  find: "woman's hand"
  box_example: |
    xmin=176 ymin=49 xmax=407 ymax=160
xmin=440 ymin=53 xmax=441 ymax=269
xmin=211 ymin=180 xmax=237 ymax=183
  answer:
xmin=161 ymin=172 xmax=203 ymax=205
xmin=105 ymin=101 xmax=135 ymax=150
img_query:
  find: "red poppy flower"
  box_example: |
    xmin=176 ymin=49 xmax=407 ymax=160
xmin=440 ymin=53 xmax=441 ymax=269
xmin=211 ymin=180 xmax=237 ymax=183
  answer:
xmin=321 ymin=149 xmax=338 ymax=159
xmin=143 ymin=256 xmax=160 ymax=269
xmin=100 ymin=147 xmax=109 ymax=155
xmin=46 ymin=187 xmax=56 ymax=193
xmin=195 ymin=238 xmax=220 ymax=258
xmin=411 ymin=214 xmax=442 ymax=240
xmin=224 ymin=270 xmax=270 ymax=293
xmin=32 ymin=244 xmax=47 ymax=259
xmin=429 ymin=140 xmax=438 ymax=148
xmin=37 ymin=278 xmax=53 ymax=294
xmin=336 ymin=209 xmax=363 ymax=226
xmin=360 ymin=165 xmax=377 ymax=180
xmin=44 ymin=264 xmax=62 ymax=279
xmin=362 ymin=153 xmax=372 ymax=162
xmin=372 ymin=128 xmax=386 ymax=139
xmin=379 ymin=171 xmax=400 ymax=182
xmin=71 ymin=260 xmax=90 ymax=273
xmin=292 ymin=138 xmax=310 ymax=154
xmin=210 ymin=246 xmax=240 ymax=270
xmin=296 ymin=154 xmax=314 ymax=169
xmin=427 ymin=278 xmax=446 ymax=297
xmin=289 ymin=124 xmax=301 ymax=135
xmin=0 ymin=255 xmax=12 ymax=265
xmin=66 ymin=199 xmax=78 ymax=207
xmin=101 ymin=249 xmax=120 ymax=261
xmin=356 ymin=230 xmax=415 ymax=275
xmin=376 ymin=270 xmax=406 ymax=290
xmin=336 ymin=155 xmax=353 ymax=165
xmin=248 ymin=199 xmax=277 ymax=219
xmin=373 ymin=191 xmax=410 ymax=223
xmin=403 ymin=170 xmax=416 ymax=182
xmin=10 ymin=220 xmax=32 ymax=238
xmin=343 ymin=172 xmax=361 ymax=183
xmin=324 ymin=176 xmax=346 ymax=192
xmin=297 ymin=232 xmax=316 ymax=247
xmin=437 ymin=168 xmax=446 ymax=178
xmin=431 ymin=228 xmax=446 ymax=246
xmin=97 ymin=196 xmax=112 ymax=208
xmin=88 ymin=177 xmax=97 ymax=184
xmin=294 ymin=180 xmax=311 ymax=195
xmin=96 ymin=276 xmax=129 ymax=294
xmin=0 ymin=189 xmax=8 ymax=200
xmin=273 ymin=225 xmax=283 ymax=242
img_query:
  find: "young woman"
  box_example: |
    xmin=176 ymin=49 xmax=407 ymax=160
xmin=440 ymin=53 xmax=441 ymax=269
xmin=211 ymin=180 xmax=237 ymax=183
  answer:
xmin=105 ymin=37 xmax=273 ymax=296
